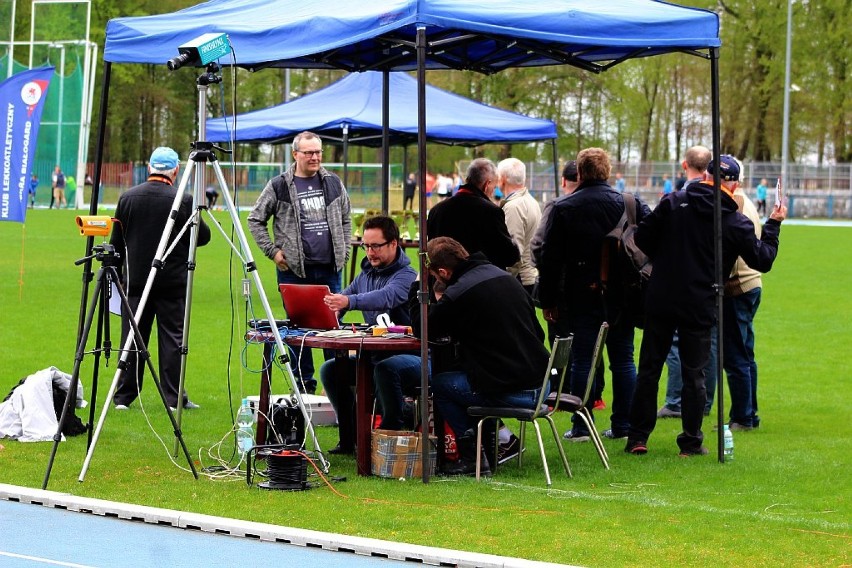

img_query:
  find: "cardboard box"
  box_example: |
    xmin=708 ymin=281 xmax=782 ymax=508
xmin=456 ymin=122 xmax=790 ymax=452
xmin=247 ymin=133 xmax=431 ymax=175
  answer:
xmin=371 ymin=429 xmax=437 ymax=478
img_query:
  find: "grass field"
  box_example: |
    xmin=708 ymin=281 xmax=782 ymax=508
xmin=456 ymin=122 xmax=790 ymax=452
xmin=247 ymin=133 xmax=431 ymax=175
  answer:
xmin=1 ymin=209 xmax=849 ymax=567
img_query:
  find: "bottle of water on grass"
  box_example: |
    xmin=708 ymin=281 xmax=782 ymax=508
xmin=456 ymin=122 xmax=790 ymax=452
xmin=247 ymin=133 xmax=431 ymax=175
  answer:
xmin=723 ymin=424 xmax=734 ymax=461
xmin=236 ymin=398 xmax=254 ymax=455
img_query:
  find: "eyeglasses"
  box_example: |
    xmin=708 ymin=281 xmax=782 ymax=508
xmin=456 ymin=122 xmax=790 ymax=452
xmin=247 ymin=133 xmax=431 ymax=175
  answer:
xmin=297 ymin=150 xmax=322 ymax=157
xmin=360 ymin=241 xmax=389 ymax=251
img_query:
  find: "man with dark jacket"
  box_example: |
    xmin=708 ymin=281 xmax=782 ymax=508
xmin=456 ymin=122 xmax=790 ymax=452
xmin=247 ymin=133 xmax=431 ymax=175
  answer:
xmin=626 ymin=154 xmax=787 ymax=456
xmin=411 ymin=237 xmax=549 ymax=475
xmin=248 ymin=131 xmax=351 ymax=393
xmin=111 ymin=147 xmax=211 ymax=410
xmin=537 ymin=148 xmax=650 ymax=441
xmin=426 ymin=158 xmax=519 ymax=270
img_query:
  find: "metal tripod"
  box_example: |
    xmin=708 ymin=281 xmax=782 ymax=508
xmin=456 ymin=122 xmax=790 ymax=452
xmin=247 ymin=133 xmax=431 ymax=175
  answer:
xmin=43 ymin=244 xmax=198 ymax=488
xmin=165 ymin=141 xmax=330 ymax=472
xmin=77 ymin=65 xmax=328 ymax=480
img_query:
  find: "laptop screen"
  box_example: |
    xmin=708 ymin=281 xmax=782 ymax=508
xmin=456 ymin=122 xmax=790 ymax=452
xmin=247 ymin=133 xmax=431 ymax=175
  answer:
xmin=278 ymin=284 xmax=340 ymax=330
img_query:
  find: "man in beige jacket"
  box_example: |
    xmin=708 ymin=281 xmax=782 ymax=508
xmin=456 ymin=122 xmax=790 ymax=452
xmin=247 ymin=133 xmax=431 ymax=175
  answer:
xmin=497 ymin=158 xmax=542 ymax=295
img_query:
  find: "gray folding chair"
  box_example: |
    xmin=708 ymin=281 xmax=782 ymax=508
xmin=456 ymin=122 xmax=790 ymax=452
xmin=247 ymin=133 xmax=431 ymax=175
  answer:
xmin=467 ymin=335 xmax=574 ymax=486
xmin=548 ymin=321 xmax=610 ymax=469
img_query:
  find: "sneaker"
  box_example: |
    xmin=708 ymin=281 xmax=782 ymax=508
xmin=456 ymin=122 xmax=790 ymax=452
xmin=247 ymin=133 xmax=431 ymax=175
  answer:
xmin=563 ymin=430 xmax=591 ymax=443
xmin=603 ymin=429 xmax=628 ymax=439
xmin=728 ymin=422 xmax=753 ymax=432
xmin=625 ymin=440 xmax=648 ymax=454
xmin=593 ymin=399 xmax=606 ymax=410
xmin=170 ymin=401 xmax=201 ymax=411
xmin=496 ymin=434 xmax=523 ymax=465
xmin=114 ymin=404 xmax=129 ymax=410
xmin=657 ymin=406 xmax=681 ymax=418
xmin=678 ymin=446 xmax=709 ymax=457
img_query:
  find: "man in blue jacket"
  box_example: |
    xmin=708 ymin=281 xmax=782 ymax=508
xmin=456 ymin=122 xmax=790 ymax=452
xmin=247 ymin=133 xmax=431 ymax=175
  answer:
xmin=320 ymin=216 xmax=418 ymax=454
xmin=626 ymin=155 xmax=787 ymax=457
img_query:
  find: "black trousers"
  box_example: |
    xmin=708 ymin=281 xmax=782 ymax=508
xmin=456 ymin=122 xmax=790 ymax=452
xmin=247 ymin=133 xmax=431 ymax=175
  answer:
xmin=628 ymin=318 xmax=710 ymax=452
xmin=114 ymin=291 xmax=187 ymax=409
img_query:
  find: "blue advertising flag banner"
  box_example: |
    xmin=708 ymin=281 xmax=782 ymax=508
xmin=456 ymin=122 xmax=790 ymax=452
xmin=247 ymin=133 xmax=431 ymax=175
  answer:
xmin=0 ymin=66 xmax=53 ymax=224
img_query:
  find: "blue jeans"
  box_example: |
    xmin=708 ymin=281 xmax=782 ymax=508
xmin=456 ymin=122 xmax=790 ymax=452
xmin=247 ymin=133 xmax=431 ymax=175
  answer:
xmin=278 ymin=264 xmax=341 ymax=392
xmin=723 ymin=288 xmax=761 ymax=427
xmin=567 ymin=311 xmax=636 ymax=436
xmin=431 ymin=370 xmax=545 ymax=437
xmin=318 ymin=355 xmax=357 ymax=447
xmin=663 ymin=326 xmax=718 ymax=413
xmin=374 ymin=354 xmax=429 ymax=430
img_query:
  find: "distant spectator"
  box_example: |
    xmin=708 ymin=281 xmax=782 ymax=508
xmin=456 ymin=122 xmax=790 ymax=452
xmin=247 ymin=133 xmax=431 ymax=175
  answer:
xmin=614 ymin=171 xmax=626 ymax=193
xmin=402 ymin=172 xmax=416 ymax=210
xmin=28 ymin=173 xmax=38 ymax=208
xmin=50 ymin=165 xmax=66 ymax=209
xmin=755 ymin=178 xmax=768 ymax=217
xmin=661 ymin=173 xmax=673 ymax=196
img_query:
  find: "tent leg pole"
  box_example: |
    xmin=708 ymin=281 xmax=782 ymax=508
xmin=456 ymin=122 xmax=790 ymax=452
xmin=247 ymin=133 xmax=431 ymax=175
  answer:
xmin=552 ymin=139 xmax=559 ymax=198
xmin=416 ymin=26 xmax=431 ymax=484
xmin=710 ymin=47 xmax=725 ymax=464
xmin=381 ymin=70 xmax=390 ymax=213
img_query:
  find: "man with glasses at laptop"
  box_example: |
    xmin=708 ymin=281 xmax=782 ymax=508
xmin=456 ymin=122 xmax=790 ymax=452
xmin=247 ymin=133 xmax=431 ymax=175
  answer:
xmin=319 ymin=216 xmax=419 ymax=455
xmin=248 ymin=131 xmax=352 ymax=395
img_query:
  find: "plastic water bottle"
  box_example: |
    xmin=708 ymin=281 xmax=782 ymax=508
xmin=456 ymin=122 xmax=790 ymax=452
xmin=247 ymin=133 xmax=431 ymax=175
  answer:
xmin=236 ymin=398 xmax=254 ymax=455
xmin=723 ymin=424 xmax=734 ymax=461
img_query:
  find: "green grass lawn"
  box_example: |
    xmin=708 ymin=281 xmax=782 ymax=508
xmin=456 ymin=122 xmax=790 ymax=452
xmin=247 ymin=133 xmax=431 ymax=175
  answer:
xmin=1 ymin=209 xmax=849 ymax=567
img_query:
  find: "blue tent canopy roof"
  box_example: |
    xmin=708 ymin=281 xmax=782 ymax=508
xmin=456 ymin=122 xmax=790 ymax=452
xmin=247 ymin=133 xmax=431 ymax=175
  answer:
xmin=205 ymin=71 xmax=557 ymax=146
xmin=104 ymin=0 xmax=720 ymax=72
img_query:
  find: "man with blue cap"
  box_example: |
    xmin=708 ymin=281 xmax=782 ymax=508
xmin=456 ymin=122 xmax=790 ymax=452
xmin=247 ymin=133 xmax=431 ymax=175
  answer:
xmin=111 ymin=147 xmax=211 ymax=411
xmin=625 ymin=152 xmax=786 ymax=457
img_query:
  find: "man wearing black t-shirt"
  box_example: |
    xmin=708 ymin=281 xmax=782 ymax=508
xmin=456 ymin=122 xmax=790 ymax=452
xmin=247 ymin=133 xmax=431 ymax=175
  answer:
xmin=248 ymin=132 xmax=352 ymax=393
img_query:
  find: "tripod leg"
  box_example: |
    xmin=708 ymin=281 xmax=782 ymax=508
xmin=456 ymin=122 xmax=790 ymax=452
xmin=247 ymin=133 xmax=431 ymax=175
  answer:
xmin=43 ymin=271 xmax=105 ymax=489
xmin=171 ymin=180 xmax=206 ymax=456
xmin=86 ymin=280 xmax=107 ymax=449
xmin=79 ymin=267 xmax=199 ymax=482
xmin=209 ymin=159 xmax=329 ymax=472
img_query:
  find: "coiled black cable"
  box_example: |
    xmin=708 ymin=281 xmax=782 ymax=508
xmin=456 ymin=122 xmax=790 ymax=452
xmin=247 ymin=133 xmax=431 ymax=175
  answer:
xmin=258 ymin=450 xmax=308 ymax=491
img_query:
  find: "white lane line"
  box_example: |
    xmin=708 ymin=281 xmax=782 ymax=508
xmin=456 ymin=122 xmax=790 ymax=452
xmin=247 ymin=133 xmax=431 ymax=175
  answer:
xmin=0 ymin=551 xmax=96 ymax=567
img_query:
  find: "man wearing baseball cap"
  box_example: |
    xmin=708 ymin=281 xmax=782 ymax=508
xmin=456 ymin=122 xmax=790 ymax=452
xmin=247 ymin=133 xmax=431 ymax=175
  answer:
xmin=626 ymin=153 xmax=787 ymax=457
xmin=111 ymin=146 xmax=211 ymax=412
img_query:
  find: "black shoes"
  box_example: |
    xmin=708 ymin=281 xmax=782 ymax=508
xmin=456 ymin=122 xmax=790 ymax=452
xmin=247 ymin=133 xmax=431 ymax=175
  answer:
xmin=678 ymin=446 xmax=709 ymax=457
xmin=496 ymin=434 xmax=522 ymax=465
xmin=327 ymin=443 xmax=354 ymax=455
xmin=624 ymin=439 xmax=648 ymax=454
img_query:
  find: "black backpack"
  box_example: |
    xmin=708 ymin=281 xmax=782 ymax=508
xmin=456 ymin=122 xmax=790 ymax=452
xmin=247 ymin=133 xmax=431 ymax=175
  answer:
xmin=599 ymin=193 xmax=652 ymax=328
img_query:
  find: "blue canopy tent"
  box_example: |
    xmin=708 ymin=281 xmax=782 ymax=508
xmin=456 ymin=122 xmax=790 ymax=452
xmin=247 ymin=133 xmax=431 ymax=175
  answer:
xmin=205 ymin=71 xmax=557 ymax=146
xmin=205 ymin=70 xmax=558 ymax=188
xmin=90 ymin=0 xmax=725 ymax=479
